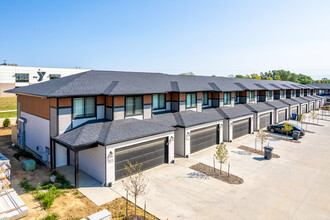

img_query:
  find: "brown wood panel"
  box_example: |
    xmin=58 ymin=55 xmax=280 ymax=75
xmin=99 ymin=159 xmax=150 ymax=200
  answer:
xmin=197 ymin=92 xmax=202 ymax=100
xmin=49 ymin=98 xmax=57 ymax=107
xmin=179 ymin=93 xmax=186 ymax=101
xmin=18 ymin=95 xmax=50 ymax=120
xmin=113 ymin=96 xmax=124 ymax=107
xmin=166 ymin=93 xmax=171 ymax=101
xmin=97 ymin=96 xmax=105 ymax=105
xmin=238 ymin=91 xmax=245 ymax=96
xmin=106 ymin=96 xmax=113 ymax=107
xmin=214 ymin=92 xmax=220 ymax=99
xmin=208 ymin=92 xmax=212 ymax=99
xmin=254 ymin=91 xmax=257 ymax=95
xmin=259 ymin=91 xmax=266 ymax=95
xmin=58 ymin=98 xmax=71 ymax=107
xmin=171 ymin=93 xmax=179 ymax=101
xmin=274 ymin=90 xmax=280 ymax=94
xmin=144 ymin=95 xmax=152 ymax=104
xmin=231 ymin=91 xmax=235 ymax=97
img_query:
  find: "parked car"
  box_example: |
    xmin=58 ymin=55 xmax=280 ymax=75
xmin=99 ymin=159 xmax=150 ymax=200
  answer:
xmin=267 ymin=123 xmax=305 ymax=136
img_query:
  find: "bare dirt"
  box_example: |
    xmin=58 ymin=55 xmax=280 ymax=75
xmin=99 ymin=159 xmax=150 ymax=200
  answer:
xmin=190 ymin=162 xmax=244 ymax=184
xmin=1 ymin=131 xmax=157 ymax=220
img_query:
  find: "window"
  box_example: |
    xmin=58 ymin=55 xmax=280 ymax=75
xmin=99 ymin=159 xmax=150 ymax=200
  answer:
xmin=291 ymin=90 xmax=295 ymax=96
xmin=73 ymin=97 xmax=95 ymax=118
xmin=300 ymin=90 xmax=303 ymax=96
xmin=267 ymin=91 xmax=272 ymax=100
xmin=280 ymin=90 xmax=285 ymax=98
xmin=126 ymin=96 xmax=142 ymax=116
xmin=153 ymin=94 xmax=165 ymax=110
xmin=249 ymin=91 xmax=255 ymax=101
xmin=15 ymin=73 xmax=29 ymax=82
xmin=186 ymin=93 xmax=197 ymax=108
xmin=235 ymin=92 xmax=239 ymax=103
xmin=202 ymin=92 xmax=208 ymax=106
xmin=49 ymin=74 xmax=61 ymax=80
xmin=224 ymin=92 xmax=231 ymax=105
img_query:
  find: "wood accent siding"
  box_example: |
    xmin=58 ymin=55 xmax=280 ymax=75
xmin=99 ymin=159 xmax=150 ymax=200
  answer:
xmin=171 ymin=93 xmax=179 ymax=101
xmin=274 ymin=90 xmax=280 ymax=94
xmin=197 ymin=92 xmax=202 ymax=100
xmin=208 ymin=92 xmax=212 ymax=99
xmin=113 ymin=96 xmax=124 ymax=107
xmin=97 ymin=96 xmax=105 ymax=105
xmin=106 ymin=96 xmax=113 ymax=107
xmin=144 ymin=95 xmax=152 ymax=104
xmin=166 ymin=93 xmax=171 ymax=101
xmin=18 ymin=95 xmax=50 ymax=120
xmin=231 ymin=91 xmax=235 ymax=97
xmin=259 ymin=91 xmax=266 ymax=95
xmin=49 ymin=98 xmax=57 ymax=107
xmin=58 ymin=98 xmax=71 ymax=107
xmin=213 ymin=92 xmax=220 ymax=99
xmin=179 ymin=93 xmax=186 ymax=101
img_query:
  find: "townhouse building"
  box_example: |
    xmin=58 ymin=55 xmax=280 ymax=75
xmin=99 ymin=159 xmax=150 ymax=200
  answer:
xmin=6 ymin=70 xmax=326 ymax=187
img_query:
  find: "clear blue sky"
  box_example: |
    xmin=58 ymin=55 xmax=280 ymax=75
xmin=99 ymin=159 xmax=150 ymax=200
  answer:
xmin=1 ymin=0 xmax=330 ymax=79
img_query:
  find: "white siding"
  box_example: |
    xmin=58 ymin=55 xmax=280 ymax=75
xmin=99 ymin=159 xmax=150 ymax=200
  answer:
xmin=55 ymin=143 xmax=67 ymax=168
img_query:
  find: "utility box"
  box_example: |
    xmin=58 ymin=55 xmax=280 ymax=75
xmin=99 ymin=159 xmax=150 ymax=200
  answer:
xmin=23 ymin=159 xmax=36 ymax=171
xmin=87 ymin=209 xmax=111 ymax=220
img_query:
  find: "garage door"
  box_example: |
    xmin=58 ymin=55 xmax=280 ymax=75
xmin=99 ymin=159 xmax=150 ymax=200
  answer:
xmin=302 ymin=104 xmax=307 ymax=113
xmin=190 ymin=125 xmax=218 ymax=154
xmin=278 ymin=110 xmax=287 ymax=123
xmin=115 ymin=138 xmax=168 ymax=180
xmin=316 ymin=101 xmax=320 ymax=109
xmin=233 ymin=118 xmax=250 ymax=139
xmin=292 ymin=106 xmax=298 ymax=114
xmin=259 ymin=113 xmax=272 ymax=129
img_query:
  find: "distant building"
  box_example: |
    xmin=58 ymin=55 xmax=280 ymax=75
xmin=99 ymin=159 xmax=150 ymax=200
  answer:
xmin=0 ymin=64 xmax=90 ymax=97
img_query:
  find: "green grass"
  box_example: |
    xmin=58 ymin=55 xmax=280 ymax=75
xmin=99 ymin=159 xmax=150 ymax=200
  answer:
xmin=0 ymin=111 xmax=17 ymax=119
xmin=35 ymin=184 xmax=62 ymax=209
xmin=41 ymin=213 xmax=58 ymax=220
xmin=0 ymin=97 xmax=17 ymax=111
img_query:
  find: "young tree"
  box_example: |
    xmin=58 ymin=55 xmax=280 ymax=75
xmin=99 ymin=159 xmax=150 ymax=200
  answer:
xmin=283 ymin=122 xmax=294 ymax=139
xmin=256 ymin=130 xmax=269 ymax=152
xmin=214 ymin=143 xmax=228 ymax=175
xmin=311 ymin=110 xmax=318 ymax=124
xmin=122 ymin=161 xmax=148 ymax=217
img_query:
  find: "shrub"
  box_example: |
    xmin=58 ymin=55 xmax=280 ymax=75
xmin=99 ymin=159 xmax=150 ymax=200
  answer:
xmin=41 ymin=213 xmax=58 ymax=220
xmin=13 ymin=150 xmax=34 ymax=161
xmin=35 ymin=184 xmax=62 ymax=209
xmin=3 ymin=118 xmax=11 ymax=127
xmin=20 ymin=181 xmax=35 ymax=192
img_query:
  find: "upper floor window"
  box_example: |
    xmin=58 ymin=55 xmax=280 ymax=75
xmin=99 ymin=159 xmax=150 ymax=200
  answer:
xmin=291 ymin=90 xmax=295 ymax=96
xmin=15 ymin=73 xmax=29 ymax=83
xmin=267 ymin=91 xmax=272 ymax=100
xmin=249 ymin=91 xmax=255 ymax=101
xmin=153 ymin=94 xmax=165 ymax=110
xmin=280 ymin=90 xmax=285 ymax=98
xmin=186 ymin=93 xmax=197 ymax=108
xmin=73 ymin=97 xmax=95 ymax=118
xmin=49 ymin=74 xmax=61 ymax=80
xmin=234 ymin=92 xmax=239 ymax=104
xmin=300 ymin=90 xmax=303 ymax=96
xmin=319 ymin=89 xmax=325 ymax=94
xmin=126 ymin=96 xmax=142 ymax=116
xmin=202 ymin=92 xmax=208 ymax=106
xmin=224 ymin=92 xmax=231 ymax=105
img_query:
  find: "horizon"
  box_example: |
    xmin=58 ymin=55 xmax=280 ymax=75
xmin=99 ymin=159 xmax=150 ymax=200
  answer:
xmin=1 ymin=0 xmax=330 ymax=80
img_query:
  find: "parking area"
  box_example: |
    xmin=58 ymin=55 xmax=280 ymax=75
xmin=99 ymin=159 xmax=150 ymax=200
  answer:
xmin=85 ymin=117 xmax=330 ymax=219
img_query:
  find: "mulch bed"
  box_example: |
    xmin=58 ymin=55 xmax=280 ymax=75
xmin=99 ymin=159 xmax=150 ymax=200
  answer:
xmin=123 ymin=215 xmax=149 ymax=220
xmin=238 ymin=145 xmax=280 ymax=158
xmin=266 ymin=133 xmax=301 ymax=143
xmin=190 ymin=162 xmax=244 ymax=184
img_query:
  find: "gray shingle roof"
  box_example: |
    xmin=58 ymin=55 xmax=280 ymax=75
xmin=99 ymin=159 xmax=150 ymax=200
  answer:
xmin=243 ymin=102 xmax=274 ymax=113
xmin=147 ymin=110 xmax=223 ymax=128
xmin=204 ymin=105 xmax=253 ymax=119
xmin=264 ymin=100 xmax=289 ymax=109
xmin=279 ymin=99 xmax=300 ymax=106
xmin=6 ymin=70 xmax=313 ymax=97
xmin=308 ymin=83 xmax=330 ymax=89
xmin=293 ymin=97 xmax=309 ymax=104
xmin=54 ymin=118 xmax=175 ymax=148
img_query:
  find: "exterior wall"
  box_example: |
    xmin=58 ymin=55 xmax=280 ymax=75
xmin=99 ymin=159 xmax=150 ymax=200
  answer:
xmin=196 ymin=92 xmax=202 ymax=112
xmin=79 ymin=145 xmax=106 ymax=183
xmin=58 ymin=108 xmax=72 ymax=134
xmin=55 ymin=143 xmax=67 ymax=168
xmin=105 ymin=131 xmax=175 ymax=185
xmin=105 ymin=96 xmax=113 ymax=120
xmin=184 ymin=121 xmax=223 ymax=157
xmin=18 ymin=95 xmax=50 ymax=119
xmin=174 ymin=127 xmax=185 ymax=156
xmin=21 ymin=111 xmax=50 ymax=164
xmin=179 ymin=93 xmax=186 ymax=111
xmin=213 ymin=92 xmax=220 ymax=107
xmin=113 ymin=96 xmax=125 ymax=120
xmin=171 ymin=93 xmax=179 ymax=112
xmin=0 ymin=83 xmax=16 ymax=97
xmin=166 ymin=93 xmax=171 ymax=111
xmin=143 ymin=95 xmax=152 ymax=119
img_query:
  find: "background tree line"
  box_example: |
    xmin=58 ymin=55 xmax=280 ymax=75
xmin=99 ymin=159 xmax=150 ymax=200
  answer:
xmin=179 ymin=70 xmax=329 ymax=84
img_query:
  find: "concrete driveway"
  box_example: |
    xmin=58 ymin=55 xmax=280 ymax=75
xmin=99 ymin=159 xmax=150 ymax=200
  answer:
xmin=108 ymin=118 xmax=330 ymax=219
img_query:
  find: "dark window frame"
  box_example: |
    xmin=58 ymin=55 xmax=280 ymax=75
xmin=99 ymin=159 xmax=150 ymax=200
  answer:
xmin=249 ymin=91 xmax=255 ymax=101
xmin=15 ymin=73 xmax=29 ymax=83
xmin=72 ymin=96 xmax=96 ymax=119
xmin=125 ymin=96 xmax=143 ymax=116
xmin=152 ymin=94 xmax=166 ymax=110
xmin=223 ymin=92 xmax=231 ymax=105
xmin=202 ymin=92 xmax=209 ymax=106
xmin=186 ymin=93 xmax=197 ymax=109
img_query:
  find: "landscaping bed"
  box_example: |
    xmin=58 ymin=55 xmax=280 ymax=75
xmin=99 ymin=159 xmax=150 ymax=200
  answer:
xmin=238 ymin=145 xmax=280 ymax=158
xmin=266 ymin=133 xmax=301 ymax=143
xmin=190 ymin=162 xmax=244 ymax=184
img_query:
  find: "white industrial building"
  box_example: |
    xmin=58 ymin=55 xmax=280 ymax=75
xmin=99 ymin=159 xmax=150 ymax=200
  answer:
xmin=0 ymin=63 xmax=89 ymax=97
